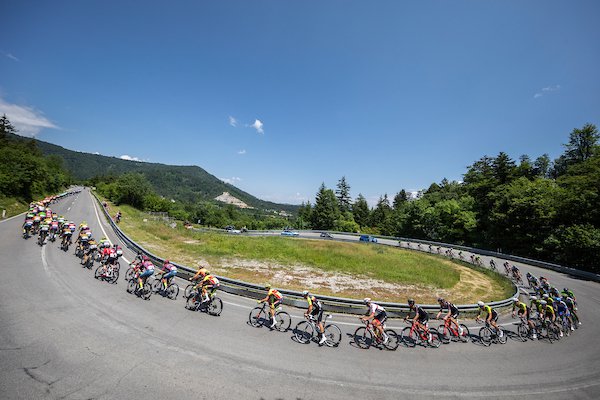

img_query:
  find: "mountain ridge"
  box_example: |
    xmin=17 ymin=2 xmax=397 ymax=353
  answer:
xmin=8 ymin=132 xmax=298 ymax=213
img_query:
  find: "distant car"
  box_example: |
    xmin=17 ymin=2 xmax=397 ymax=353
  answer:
xmin=227 ymin=229 xmax=242 ymax=234
xmin=281 ymin=230 xmax=300 ymax=237
xmin=359 ymin=235 xmax=378 ymax=243
xmin=320 ymin=232 xmax=333 ymax=239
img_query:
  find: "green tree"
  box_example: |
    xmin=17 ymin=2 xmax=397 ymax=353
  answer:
xmin=311 ymin=183 xmax=340 ymax=230
xmin=335 ymin=176 xmax=352 ymax=213
xmin=393 ymin=190 xmax=409 ymax=210
xmin=564 ymin=123 xmax=599 ymax=163
xmin=352 ymin=194 xmax=370 ymax=228
xmin=113 ymin=172 xmax=153 ymax=208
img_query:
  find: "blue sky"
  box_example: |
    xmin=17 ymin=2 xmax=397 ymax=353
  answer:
xmin=1 ymin=1 xmax=599 ymax=206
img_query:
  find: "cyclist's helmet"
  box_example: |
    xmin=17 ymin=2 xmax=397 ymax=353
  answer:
xmin=526 ymin=272 xmax=532 ymax=277
xmin=512 ymin=298 xmax=519 ymax=303
xmin=530 ymin=296 xmax=537 ymax=301
xmin=555 ymin=297 xmax=562 ymax=302
xmin=164 ymin=260 xmax=170 ymax=264
xmin=477 ymin=301 xmax=485 ymax=307
xmin=540 ymin=300 xmax=547 ymax=305
xmin=363 ymin=298 xmax=371 ymax=304
xmin=563 ymin=287 xmax=569 ymax=293
xmin=542 ymin=294 xmax=549 ymax=299
xmin=437 ymin=297 xmax=444 ymax=303
xmin=302 ymin=290 xmax=309 ymax=297
xmin=407 ymin=298 xmax=415 ymax=306
xmin=265 ymin=283 xmax=271 ymax=289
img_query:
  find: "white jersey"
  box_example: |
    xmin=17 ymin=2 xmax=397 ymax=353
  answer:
xmin=368 ymin=303 xmax=385 ymax=315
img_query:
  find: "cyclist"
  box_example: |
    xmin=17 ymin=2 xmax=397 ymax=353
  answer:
xmin=476 ymin=301 xmax=503 ymax=338
xmin=562 ymin=294 xmax=581 ymax=326
xmin=489 ymin=259 xmax=496 ymax=270
xmin=22 ymin=217 xmax=34 ymax=237
xmin=82 ymin=238 xmax=98 ymax=266
xmin=362 ymin=298 xmax=389 ymax=344
xmin=157 ymin=260 xmax=177 ymax=291
xmin=200 ymin=271 xmax=220 ymax=303
xmin=526 ymin=272 xmax=539 ymax=289
xmin=405 ymin=299 xmax=432 ymax=343
xmin=511 ymin=265 xmax=522 ymax=282
xmin=78 ymin=221 xmax=88 ymax=233
xmin=512 ymin=297 xmax=536 ymax=339
xmin=189 ymin=266 xmax=209 ymax=283
xmin=503 ymin=261 xmax=511 ymax=276
xmin=561 ymin=288 xmax=577 ymax=305
xmin=303 ymin=291 xmax=326 ymax=345
xmin=540 ymin=299 xmax=560 ymax=335
xmin=436 ymin=297 xmax=463 ymax=336
xmin=554 ymin=297 xmax=574 ymax=333
xmin=257 ymin=284 xmax=283 ymax=329
xmin=137 ymin=258 xmax=155 ymax=289
xmin=38 ymin=219 xmax=50 ymax=244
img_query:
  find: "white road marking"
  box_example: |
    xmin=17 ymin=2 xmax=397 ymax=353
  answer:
xmin=41 ymin=244 xmax=51 ymax=277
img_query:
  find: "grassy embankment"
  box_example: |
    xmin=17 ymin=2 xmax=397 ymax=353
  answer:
xmin=110 ymin=203 xmax=514 ymax=304
xmin=0 ymin=196 xmax=30 ymax=219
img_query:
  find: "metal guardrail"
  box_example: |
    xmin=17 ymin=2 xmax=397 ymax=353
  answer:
xmin=92 ymin=192 xmax=524 ymax=315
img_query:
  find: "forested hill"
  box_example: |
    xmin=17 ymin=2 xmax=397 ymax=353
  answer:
xmin=6 ymin=132 xmax=298 ymax=213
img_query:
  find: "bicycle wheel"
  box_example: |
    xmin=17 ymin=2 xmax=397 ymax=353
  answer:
xmin=152 ymin=279 xmax=162 ymax=293
xmin=324 ymin=324 xmax=342 ymax=347
xmin=479 ymin=327 xmax=492 ymax=346
xmin=125 ymin=267 xmax=134 ymax=281
xmin=184 ymin=284 xmax=195 ymax=298
xmin=428 ymin=329 xmax=442 ymax=348
xmin=438 ymin=324 xmax=451 ymax=344
xmin=109 ymin=269 xmax=119 ymax=284
xmin=517 ymin=323 xmax=529 ymax=342
xmin=249 ymin=307 xmax=266 ymax=327
xmin=274 ymin=311 xmax=291 ymax=332
xmin=126 ymin=279 xmax=136 ymax=294
xmin=497 ymin=329 xmax=507 ymax=344
xmin=186 ymin=296 xmax=200 ymax=311
xmin=549 ymin=324 xmax=561 ymax=342
xmin=208 ymin=297 xmax=223 ymax=316
xmin=353 ymin=327 xmax=372 ymax=349
xmin=141 ymin=282 xmax=152 ymax=300
xmin=458 ymin=324 xmax=470 ymax=343
xmin=85 ymin=257 xmax=94 ymax=270
xmin=383 ymin=329 xmax=400 ymax=351
xmin=294 ymin=321 xmax=314 ymax=344
xmin=167 ymin=283 xmax=179 ymax=300
xmin=401 ymin=327 xmax=417 ymax=348
xmin=94 ymin=265 xmax=103 ymax=280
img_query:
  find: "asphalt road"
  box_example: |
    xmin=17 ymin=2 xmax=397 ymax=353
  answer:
xmin=1 ymin=189 xmax=599 ymax=400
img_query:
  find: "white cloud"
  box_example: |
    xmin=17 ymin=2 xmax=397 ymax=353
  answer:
xmin=229 ymin=116 xmax=237 ymax=127
xmin=237 ymin=149 xmax=246 ymax=155
xmin=0 ymin=97 xmax=58 ymax=137
xmin=93 ymin=151 xmax=100 ymax=155
xmin=251 ymin=119 xmax=264 ymax=134
xmin=119 ymin=154 xmax=143 ymax=162
xmin=534 ymin=84 xmax=561 ymax=99
xmin=220 ymin=176 xmax=242 ymax=184
xmin=3 ymin=52 xmax=19 ymax=62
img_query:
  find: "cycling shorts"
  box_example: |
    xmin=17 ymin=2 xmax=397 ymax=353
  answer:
xmin=269 ymin=298 xmax=282 ymax=309
xmin=310 ymin=308 xmax=324 ymax=323
xmin=139 ymin=269 xmax=154 ymax=279
xmin=163 ymin=270 xmax=177 ymax=280
xmin=374 ymin=311 xmax=387 ymax=324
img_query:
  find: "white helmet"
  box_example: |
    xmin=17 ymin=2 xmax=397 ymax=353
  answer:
xmin=512 ymin=298 xmax=519 ymax=303
xmin=363 ymin=298 xmax=371 ymax=304
xmin=477 ymin=301 xmax=484 ymax=307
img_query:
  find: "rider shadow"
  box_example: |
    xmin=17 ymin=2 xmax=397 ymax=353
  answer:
xmin=504 ymin=329 xmax=522 ymax=342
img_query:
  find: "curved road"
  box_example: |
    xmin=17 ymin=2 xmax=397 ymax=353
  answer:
xmin=1 ymin=189 xmax=599 ymax=399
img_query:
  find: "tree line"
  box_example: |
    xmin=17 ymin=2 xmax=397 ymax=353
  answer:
xmin=0 ymin=115 xmax=71 ymax=203
xmin=297 ymin=124 xmax=600 ymax=272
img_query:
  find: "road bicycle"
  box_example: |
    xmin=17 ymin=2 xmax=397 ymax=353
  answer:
xmin=248 ymin=302 xmax=291 ymax=332
xmin=60 ymin=234 xmax=72 ymax=251
xmin=437 ymin=317 xmax=470 ymax=343
xmin=354 ymin=319 xmax=400 ymax=350
xmin=152 ymin=274 xmax=180 ymax=300
xmin=536 ymin=319 xmax=561 ymax=343
xmin=489 ymin=259 xmax=497 ymax=272
xmin=126 ymin=276 xmax=152 ymax=300
xmin=477 ymin=320 xmax=507 ymax=346
xmin=94 ymin=262 xmax=120 ymax=284
xmin=401 ymin=320 xmax=441 ymax=348
xmin=558 ymin=313 xmax=573 ymax=337
xmin=516 ymin=316 xmax=537 ymax=342
xmin=294 ymin=314 xmax=342 ymax=347
xmin=185 ymin=290 xmax=223 ymax=316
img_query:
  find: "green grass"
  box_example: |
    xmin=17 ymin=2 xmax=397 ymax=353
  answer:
xmin=107 ymin=202 xmax=515 ymax=302
xmin=0 ymin=196 xmax=29 ymax=219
